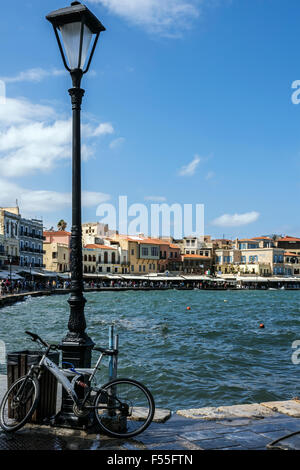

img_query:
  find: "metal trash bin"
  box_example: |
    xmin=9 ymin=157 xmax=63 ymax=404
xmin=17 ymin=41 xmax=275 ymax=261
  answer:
xmin=7 ymin=350 xmax=59 ymax=424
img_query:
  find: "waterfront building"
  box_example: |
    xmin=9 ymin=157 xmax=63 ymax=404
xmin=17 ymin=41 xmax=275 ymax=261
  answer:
xmin=158 ymin=242 xmax=182 ymax=273
xmin=83 ymin=244 xmax=121 ymax=274
xmin=215 ymin=248 xmax=241 ymax=274
xmin=182 ymin=254 xmax=212 ymax=274
xmin=19 ymin=217 xmax=44 ymax=268
xmin=284 ymin=252 xmax=300 ymax=277
xmin=114 ymin=235 xmax=162 ymax=274
xmin=214 ymin=238 xmax=289 ymax=277
xmin=276 ymin=236 xmax=300 ymax=255
xmin=0 ymin=207 xmax=20 ymax=267
xmin=0 ymin=234 xmax=5 ymax=268
xmin=43 ymin=242 xmax=70 ymax=272
xmin=212 ymin=239 xmax=234 ymax=250
xmin=233 ymin=239 xmax=285 ymax=276
xmin=44 ymin=230 xmax=71 ymax=246
xmin=43 ymin=230 xmax=71 ymax=273
xmin=82 ymin=222 xmax=117 ymax=246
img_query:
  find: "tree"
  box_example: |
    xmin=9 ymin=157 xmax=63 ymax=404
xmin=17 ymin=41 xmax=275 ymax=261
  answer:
xmin=57 ymin=220 xmax=67 ymax=231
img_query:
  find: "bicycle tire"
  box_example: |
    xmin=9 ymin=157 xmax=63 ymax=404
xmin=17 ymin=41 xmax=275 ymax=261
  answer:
xmin=0 ymin=376 xmax=40 ymax=432
xmin=94 ymin=378 xmax=155 ymax=438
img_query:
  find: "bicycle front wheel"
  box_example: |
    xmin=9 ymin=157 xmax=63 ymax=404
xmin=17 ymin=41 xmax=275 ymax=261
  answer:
xmin=0 ymin=376 xmax=40 ymax=432
xmin=94 ymin=378 xmax=155 ymax=438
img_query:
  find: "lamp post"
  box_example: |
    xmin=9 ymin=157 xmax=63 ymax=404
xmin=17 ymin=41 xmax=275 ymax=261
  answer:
xmin=46 ymin=2 xmax=105 ymax=426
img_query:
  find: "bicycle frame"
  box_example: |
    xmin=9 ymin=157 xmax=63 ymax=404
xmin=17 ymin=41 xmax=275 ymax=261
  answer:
xmin=33 ymin=350 xmax=106 ymax=409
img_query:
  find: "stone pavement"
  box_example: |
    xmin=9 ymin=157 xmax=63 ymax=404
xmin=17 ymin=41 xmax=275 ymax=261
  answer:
xmin=1 ymin=374 xmax=300 ymax=450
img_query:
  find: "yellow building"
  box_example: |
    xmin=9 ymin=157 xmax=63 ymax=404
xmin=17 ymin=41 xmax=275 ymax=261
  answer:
xmin=114 ymin=236 xmax=162 ymax=274
xmin=83 ymin=244 xmax=121 ymax=275
xmin=44 ymin=242 xmax=70 ymax=272
xmin=215 ymin=238 xmax=285 ymax=276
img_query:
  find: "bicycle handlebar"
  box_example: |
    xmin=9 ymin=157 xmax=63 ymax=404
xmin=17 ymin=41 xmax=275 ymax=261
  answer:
xmin=25 ymin=331 xmax=58 ymax=350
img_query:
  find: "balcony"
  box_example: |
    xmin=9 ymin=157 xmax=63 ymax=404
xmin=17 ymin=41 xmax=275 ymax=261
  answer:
xmin=21 ymin=232 xmax=44 ymax=240
xmin=4 ymin=256 xmax=20 ymax=266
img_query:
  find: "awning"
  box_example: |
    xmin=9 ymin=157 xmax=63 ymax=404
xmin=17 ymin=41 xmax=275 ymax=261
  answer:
xmin=0 ymin=271 xmax=24 ymax=280
xmin=237 ymin=277 xmax=268 ymax=283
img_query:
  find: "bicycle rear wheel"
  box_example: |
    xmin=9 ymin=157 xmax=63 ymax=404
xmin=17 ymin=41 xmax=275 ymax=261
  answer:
xmin=0 ymin=376 xmax=40 ymax=432
xmin=94 ymin=378 xmax=155 ymax=438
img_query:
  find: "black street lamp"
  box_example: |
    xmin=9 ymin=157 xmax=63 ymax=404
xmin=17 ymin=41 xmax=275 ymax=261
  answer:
xmin=46 ymin=2 xmax=105 ymax=425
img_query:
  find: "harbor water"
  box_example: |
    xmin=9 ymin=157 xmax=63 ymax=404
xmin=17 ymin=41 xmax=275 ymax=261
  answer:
xmin=0 ymin=289 xmax=300 ymax=410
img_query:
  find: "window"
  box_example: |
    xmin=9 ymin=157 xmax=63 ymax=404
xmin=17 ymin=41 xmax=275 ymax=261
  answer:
xmin=142 ymin=247 xmax=148 ymax=256
xmin=151 ymin=247 xmax=158 ymax=257
xmin=139 ymin=265 xmax=142 ymax=272
xmin=106 ymin=267 xmax=111 ymax=273
xmin=131 ymin=265 xmax=134 ymax=272
xmin=99 ymin=266 xmax=102 ymax=272
xmin=143 ymin=265 xmax=146 ymax=272
xmin=131 ymin=249 xmax=135 ymax=255
xmin=52 ymin=252 xmax=57 ymax=259
xmin=186 ymin=251 xmax=190 ymax=254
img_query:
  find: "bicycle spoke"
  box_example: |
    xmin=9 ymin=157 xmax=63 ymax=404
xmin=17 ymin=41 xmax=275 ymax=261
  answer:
xmin=95 ymin=379 xmax=154 ymax=438
xmin=0 ymin=377 xmax=39 ymax=432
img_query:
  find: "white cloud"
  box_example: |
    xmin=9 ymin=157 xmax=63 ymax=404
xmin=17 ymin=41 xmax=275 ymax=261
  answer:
xmin=88 ymin=0 xmax=199 ymax=35
xmin=205 ymin=171 xmax=215 ymax=180
xmin=0 ymin=98 xmax=116 ymax=177
xmin=0 ymin=178 xmax=110 ymax=214
xmin=93 ymin=122 xmax=114 ymax=136
xmin=109 ymin=137 xmax=125 ymax=149
xmin=144 ymin=196 xmax=167 ymax=202
xmin=212 ymin=211 xmax=260 ymax=227
xmin=1 ymin=68 xmax=65 ymax=84
xmin=178 ymin=154 xmax=201 ymax=176
xmin=0 ymin=98 xmax=55 ymax=126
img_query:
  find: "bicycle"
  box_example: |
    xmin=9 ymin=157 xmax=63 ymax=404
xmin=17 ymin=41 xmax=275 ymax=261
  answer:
xmin=0 ymin=331 xmax=155 ymax=438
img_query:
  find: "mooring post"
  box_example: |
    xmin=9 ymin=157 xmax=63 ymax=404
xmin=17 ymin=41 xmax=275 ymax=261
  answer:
xmin=108 ymin=325 xmax=114 ymax=381
xmin=113 ymin=334 xmax=119 ymax=379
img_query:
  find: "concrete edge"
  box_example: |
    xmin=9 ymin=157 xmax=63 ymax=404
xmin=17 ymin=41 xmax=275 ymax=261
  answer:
xmin=176 ymin=399 xmax=300 ymax=420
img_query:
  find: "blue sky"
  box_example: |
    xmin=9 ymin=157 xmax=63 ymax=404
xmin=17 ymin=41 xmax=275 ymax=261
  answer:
xmin=0 ymin=0 xmax=299 ymax=239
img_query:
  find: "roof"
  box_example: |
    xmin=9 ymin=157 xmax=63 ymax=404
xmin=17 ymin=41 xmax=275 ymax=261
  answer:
xmin=44 ymin=231 xmax=71 ymax=236
xmin=278 ymin=236 xmax=300 ymax=242
xmin=84 ymin=244 xmax=117 ymax=250
xmin=238 ymin=239 xmax=259 ymax=243
xmin=284 ymin=252 xmax=300 ymax=257
xmin=251 ymin=236 xmax=272 ymax=240
xmin=182 ymin=254 xmax=211 ymax=259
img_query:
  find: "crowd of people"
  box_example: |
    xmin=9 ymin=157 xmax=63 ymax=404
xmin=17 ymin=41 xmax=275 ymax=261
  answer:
xmin=83 ymin=279 xmax=230 ymax=290
xmin=0 ymin=278 xmax=72 ymax=297
xmin=0 ymin=277 xmax=230 ymax=297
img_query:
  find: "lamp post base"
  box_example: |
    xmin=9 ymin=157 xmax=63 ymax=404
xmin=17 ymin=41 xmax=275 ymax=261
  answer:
xmin=53 ymin=335 xmax=95 ymax=429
